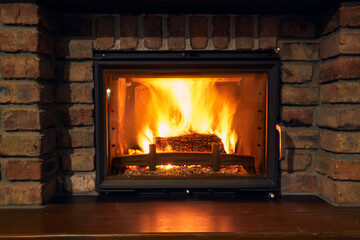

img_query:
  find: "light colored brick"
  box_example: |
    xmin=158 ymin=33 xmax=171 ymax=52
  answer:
xmin=281 ymin=172 xmax=317 ymax=193
xmin=320 ymin=81 xmax=360 ymax=103
xmin=281 ymin=86 xmax=318 ymax=105
xmin=317 ymin=107 xmax=360 ymax=130
xmin=63 ymin=172 xmax=95 ymax=193
xmin=315 ymin=154 xmax=360 ymax=181
xmin=281 ymin=63 xmax=313 ymax=83
xmin=280 ymin=43 xmax=319 ymax=61
xmin=286 ymin=128 xmax=319 ymax=149
xmin=320 ymin=131 xmax=360 ymax=153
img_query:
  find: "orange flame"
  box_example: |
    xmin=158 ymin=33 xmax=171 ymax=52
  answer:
xmin=133 ymin=78 xmax=239 ymax=154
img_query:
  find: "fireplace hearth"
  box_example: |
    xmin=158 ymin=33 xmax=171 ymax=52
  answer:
xmin=94 ymin=51 xmax=281 ymax=191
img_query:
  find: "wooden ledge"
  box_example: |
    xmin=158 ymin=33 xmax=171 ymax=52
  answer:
xmin=0 ymin=195 xmax=359 ymax=239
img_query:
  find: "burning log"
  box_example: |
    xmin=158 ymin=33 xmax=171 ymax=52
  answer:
xmin=155 ymin=133 xmax=226 ymax=153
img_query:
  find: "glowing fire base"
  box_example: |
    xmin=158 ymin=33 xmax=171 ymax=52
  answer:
xmin=122 ymin=165 xmax=249 ymax=177
xmin=112 ymin=143 xmax=255 ymax=176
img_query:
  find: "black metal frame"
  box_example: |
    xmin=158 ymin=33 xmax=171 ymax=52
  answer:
xmin=94 ymin=51 xmax=280 ymax=193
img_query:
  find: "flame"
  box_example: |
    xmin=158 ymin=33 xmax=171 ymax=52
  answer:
xmin=132 ymin=78 xmax=239 ymax=154
xmin=138 ymin=127 xmax=153 ymax=153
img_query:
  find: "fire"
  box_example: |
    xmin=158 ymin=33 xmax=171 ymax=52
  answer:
xmin=158 ymin=164 xmax=174 ymax=170
xmin=131 ymin=78 xmax=240 ymax=154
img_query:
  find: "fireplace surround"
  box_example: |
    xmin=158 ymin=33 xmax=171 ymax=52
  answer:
xmin=0 ymin=0 xmax=359 ymax=205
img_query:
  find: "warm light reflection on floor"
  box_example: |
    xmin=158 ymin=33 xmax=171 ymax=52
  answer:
xmin=131 ymin=203 xmax=236 ymax=232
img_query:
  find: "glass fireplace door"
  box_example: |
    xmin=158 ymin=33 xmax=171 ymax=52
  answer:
xmin=106 ymin=71 xmax=268 ymax=178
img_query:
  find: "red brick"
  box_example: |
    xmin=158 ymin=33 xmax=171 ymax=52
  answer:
xmin=281 ymin=63 xmax=313 ymax=83
xmin=57 ymin=127 xmax=94 ymax=148
xmin=63 ymin=61 xmax=93 ymax=82
xmin=61 ymin=149 xmax=94 ymax=171
xmin=280 ymin=20 xmax=315 ymax=39
xmin=0 ymin=57 xmax=54 ymax=80
xmin=280 ymin=151 xmax=312 ymax=171
xmin=235 ymin=16 xmax=254 ymax=50
xmin=168 ymin=15 xmax=185 ymax=50
xmin=322 ymin=6 xmax=360 ymax=35
xmin=0 ymin=4 xmax=20 ymax=24
xmin=120 ymin=15 xmax=138 ymax=50
xmin=259 ymin=16 xmax=279 ymax=49
xmin=95 ymin=16 xmax=115 ymax=50
xmin=316 ymin=154 xmax=360 ymax=181
xmin=1 ymin=56 xmax=40 ymax=79
xmin=281 ymin=86 xmax=318 ymax=105
xmin=280 ymin=43 xmax=319 ymax=61
xmin=281 ymin=172 xmax=317 ymax=193
xmin=213 ymin=16 xmax=230 ymax=49
xmin=281 ymin=107 xmax=312 ymax=126
xmin=62 ymin=106 xmax=94 ymax=126
xmin=0 ymin=30 xmax=38 ymax=52
xmin=320 ymin=81 xmax=360 ymax=103
xmin=0 ymin=132 xmax=55 ymax=157
xmin=57 ymin=39 xmax=93 ymax=59
xmin=17 ymin=4 xmax=40 ymax=25
xmin=11 ymin=156 xmax=57 ymax=182
xmin=63 ymin=172 xmax=95 ymax=193
xmin=320 ymin=130 xmax=360 ymax=153
xmin=143 ymin=16 xmax=162 ymax=49
xmin=321 ymin=32 xmax=360 ymax=59
xmin=319 ymin=58 xmax=360 ymax=83
xmin=2 ymin=109 xmax=55 ymax=131
xmin=60 ymin=15 xmax=93 ymax=37
xmin=56 ymin=83 xmax=93 ymax=104
xmin=317 ymin=107 xmax=360 ymax=130
xmin=5 ymin=160 xmax=42 ymax=180
xmin=0 ymin=30 xmax=54 ymax=55
xmin=340 ymin=6 xmax=360 ymax=27
xmin=286 ymin=128 xmax=319 ymax=149
xmin=318 ymin=175 xmax=360 ymax=205
xmin=190 ymin=16 xmax=208 ymax=49
xmin=0 ymin=3 xmax=39 ymax=25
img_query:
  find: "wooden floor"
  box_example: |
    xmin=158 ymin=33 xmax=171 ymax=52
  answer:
xmin=0 ymin=194 xmax=359 ymax=239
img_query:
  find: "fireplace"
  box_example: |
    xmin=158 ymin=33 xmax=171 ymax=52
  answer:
xmin=1 ymin=0 xmax=359 ymax=206
xmin=94 ymin=51 xmax=281 ymax=192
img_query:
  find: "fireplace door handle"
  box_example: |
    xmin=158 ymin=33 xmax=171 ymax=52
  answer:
xmin=276 ymin=124 xmax=286 ymax=161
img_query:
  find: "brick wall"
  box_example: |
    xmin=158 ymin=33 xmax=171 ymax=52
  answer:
xmin=54 ymin=13 xmax=322 ymax=197
xmin=0 ymin=1 xmax=359 ymax=205
xmin=0 ymin=3 xmax=58 ymax=204
xmin=316 ymin=3 xmax=360 ymax=205
xmin=54 ymin=13 xmax=321 ymax=196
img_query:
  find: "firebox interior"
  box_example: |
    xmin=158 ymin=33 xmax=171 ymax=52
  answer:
xmin=106 ymin=71 xmax=268 ymax=178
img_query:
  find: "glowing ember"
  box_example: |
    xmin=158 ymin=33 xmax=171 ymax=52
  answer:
xmin=123 ymin=164 xmax=248 ymax=177
xmin=158 ymin=164 xmax=174 ymax=170
xmin=131 ymin=78 xmax=240 ymax=154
